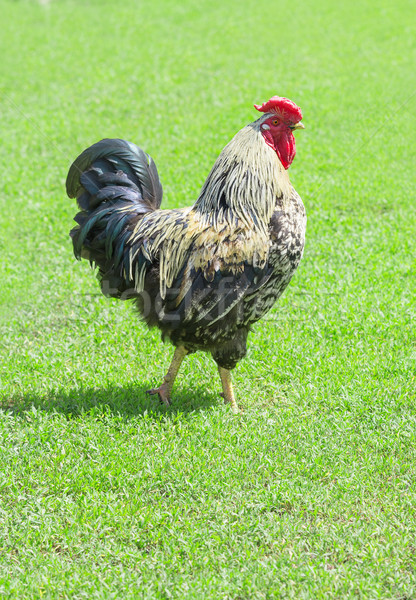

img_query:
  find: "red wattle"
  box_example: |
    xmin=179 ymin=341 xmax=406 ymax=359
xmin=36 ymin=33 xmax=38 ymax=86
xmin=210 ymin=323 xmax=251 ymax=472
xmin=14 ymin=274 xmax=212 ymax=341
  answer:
xmin=276 ymin=130 xmax=296 ymax=170
xmin=262 ymin=127 xmax=296 ymax=170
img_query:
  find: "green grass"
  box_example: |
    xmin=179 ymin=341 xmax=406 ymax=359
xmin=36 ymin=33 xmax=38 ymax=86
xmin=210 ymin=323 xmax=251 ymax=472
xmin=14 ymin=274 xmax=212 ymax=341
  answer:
xmin=0 ymin=0 xmax=415 ymax=597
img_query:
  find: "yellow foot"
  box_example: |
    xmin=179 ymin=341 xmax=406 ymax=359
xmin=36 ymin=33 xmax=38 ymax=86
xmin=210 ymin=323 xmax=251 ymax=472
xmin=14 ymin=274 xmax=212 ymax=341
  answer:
xmin=220 ymin=392 xmax=239 ymax=413
xmin=218 ymin=367 xmax=239 ymax=414
xmin=219 ymin=392 xmax=228 ymax=405
xmin=146 ymin=383 xmax=171 ymax=406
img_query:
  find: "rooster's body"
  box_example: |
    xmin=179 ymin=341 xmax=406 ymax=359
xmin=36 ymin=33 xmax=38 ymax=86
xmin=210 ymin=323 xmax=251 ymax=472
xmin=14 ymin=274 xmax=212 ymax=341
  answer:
xmin=67 ymin=96 xmax=306 ymax=412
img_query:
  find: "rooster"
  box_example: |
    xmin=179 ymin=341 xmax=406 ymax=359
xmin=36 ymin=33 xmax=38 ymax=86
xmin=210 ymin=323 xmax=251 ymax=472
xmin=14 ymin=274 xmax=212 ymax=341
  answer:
xmin=66 ymin=96 xmax=306 ymax=413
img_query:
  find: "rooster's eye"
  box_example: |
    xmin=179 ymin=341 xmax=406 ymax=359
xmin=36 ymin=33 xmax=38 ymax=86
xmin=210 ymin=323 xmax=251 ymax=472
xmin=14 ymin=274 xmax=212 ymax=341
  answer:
xmin=272 ymin=119 xmax=279 ymax=126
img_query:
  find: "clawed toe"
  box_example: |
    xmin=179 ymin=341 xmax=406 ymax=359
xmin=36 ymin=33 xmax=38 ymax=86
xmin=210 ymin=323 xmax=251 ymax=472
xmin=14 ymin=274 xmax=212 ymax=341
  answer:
xmin=219 ymin=391 xmax=228 ymax=405
xmin=146 ymin=385 xmax=171 ymax=406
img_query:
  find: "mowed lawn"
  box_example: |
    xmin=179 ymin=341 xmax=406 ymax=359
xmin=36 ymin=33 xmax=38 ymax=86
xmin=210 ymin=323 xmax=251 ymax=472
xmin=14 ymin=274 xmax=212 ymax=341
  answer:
xmin=0 ymin=0 xmax=415 ymax=597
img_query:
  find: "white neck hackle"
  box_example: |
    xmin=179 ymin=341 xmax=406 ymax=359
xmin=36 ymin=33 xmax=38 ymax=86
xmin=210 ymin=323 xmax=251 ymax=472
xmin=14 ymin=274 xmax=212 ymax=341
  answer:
xmin=193 ymin=115 xmax=291 ymax=233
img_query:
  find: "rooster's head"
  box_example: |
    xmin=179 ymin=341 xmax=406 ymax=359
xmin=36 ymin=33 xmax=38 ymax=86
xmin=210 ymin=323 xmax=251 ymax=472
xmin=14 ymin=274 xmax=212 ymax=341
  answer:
xmin=254 ymin=96 xmax=304 ymax=170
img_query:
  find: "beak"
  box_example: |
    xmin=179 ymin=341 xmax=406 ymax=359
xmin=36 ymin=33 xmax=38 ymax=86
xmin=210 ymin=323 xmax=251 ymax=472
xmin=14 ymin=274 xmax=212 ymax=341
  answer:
xmin=290 ymin=122 xmax=305 ymax=130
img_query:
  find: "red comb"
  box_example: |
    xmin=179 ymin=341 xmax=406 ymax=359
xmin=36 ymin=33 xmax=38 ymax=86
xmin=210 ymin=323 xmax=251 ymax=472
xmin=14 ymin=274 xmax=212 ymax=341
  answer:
xmin=254 ymin=96 xmax=303 ymax=123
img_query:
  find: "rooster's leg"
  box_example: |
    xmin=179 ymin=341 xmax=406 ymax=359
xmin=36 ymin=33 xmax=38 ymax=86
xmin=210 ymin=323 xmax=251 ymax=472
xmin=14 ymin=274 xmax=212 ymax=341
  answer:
xmin=146 ymin=345 xmax=188 ymax=406
xmin=218 ymin=367 xmax=239 ymax=414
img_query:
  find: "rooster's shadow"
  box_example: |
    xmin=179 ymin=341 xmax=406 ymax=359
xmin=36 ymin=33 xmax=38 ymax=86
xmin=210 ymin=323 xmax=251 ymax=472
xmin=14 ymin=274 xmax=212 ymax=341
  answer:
xmin=8 ymin=382 xmax=222 ymax=420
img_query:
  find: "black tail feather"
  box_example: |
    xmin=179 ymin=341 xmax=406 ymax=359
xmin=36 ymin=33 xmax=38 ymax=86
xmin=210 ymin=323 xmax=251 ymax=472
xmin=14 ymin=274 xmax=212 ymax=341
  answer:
xmin=66 ymin=138 xmax=163 ymax=209
xmin=67 ymin=138 xmax=163 ymax=297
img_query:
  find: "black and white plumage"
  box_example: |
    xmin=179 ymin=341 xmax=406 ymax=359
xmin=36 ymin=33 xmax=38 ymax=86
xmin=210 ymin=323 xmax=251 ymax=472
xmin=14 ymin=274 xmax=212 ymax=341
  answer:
xmin=67 ymin=97 xmax=306 ymax=412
